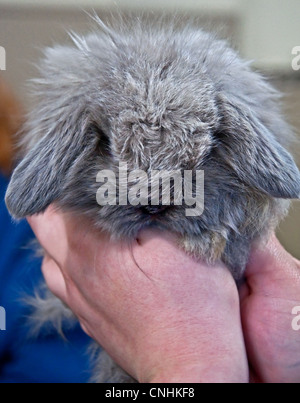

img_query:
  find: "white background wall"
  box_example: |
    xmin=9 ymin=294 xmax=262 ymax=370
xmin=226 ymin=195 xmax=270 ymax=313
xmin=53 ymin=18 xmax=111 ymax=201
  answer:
xmin=0 ymin=0 xmax=240 ymax=12
xmin=241 ymin=0 xmax=300 ymax=70
xmin=0 ymin=0 xmax=299 ymax=70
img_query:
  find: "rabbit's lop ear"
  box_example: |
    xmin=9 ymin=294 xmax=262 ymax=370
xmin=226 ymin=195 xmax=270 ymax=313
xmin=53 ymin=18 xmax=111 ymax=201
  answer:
xmin=5 ymin=102 xmax=94 ymax=219
xmin=5 ymin=42 xmax=97 ymax=219
xmin=5 ymin=136 xmax=63 ymax=218
xmin=218 ymin=96 xmax=300 ymax=199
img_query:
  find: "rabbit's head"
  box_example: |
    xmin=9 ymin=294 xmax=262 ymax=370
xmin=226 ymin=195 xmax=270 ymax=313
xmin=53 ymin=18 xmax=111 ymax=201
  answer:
xmin=5 ymin=18 xmax=300 ymax=256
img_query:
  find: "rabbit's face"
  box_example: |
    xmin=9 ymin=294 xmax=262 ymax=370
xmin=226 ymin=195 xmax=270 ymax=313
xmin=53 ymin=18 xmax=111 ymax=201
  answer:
xmin=82 ymin=68 xmax=221 ymax=236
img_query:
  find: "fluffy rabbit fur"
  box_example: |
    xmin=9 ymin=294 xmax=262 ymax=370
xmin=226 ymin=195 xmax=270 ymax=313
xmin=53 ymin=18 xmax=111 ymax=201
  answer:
xmin=5 ymin=16 xmax=300 ymax=383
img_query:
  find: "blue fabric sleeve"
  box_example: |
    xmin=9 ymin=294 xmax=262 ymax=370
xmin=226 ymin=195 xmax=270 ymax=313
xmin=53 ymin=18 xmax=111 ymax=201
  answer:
xmin=0 ymin=174 xmax=93 ymax=383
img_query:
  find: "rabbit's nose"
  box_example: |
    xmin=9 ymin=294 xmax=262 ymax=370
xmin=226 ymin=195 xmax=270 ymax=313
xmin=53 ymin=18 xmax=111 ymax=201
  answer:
xmin=141 ymin=205 xmax=169 ymax=215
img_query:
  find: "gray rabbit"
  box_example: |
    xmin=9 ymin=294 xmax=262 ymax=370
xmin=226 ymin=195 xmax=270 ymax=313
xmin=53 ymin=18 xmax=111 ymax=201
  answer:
xmin=5 ymin=16 xmax=300 ymax=383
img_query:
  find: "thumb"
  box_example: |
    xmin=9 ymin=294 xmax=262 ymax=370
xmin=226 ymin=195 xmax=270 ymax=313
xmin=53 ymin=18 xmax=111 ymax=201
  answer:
xmin=245 ymin=233 xmax=300 ymax=298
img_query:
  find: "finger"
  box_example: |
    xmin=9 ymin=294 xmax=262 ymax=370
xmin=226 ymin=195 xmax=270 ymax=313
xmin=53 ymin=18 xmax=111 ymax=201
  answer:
xmin=41 ymin=257 xmax=99 ymax=335
xmin=134 ymin=228 xmax=190 ymax=281
xmin=137 ymin=228 xmax=227 ymax=269
xmin=41 ymin=256 xmax=68 ymax=304
xmin=137 ymin=227 xmax=178 ymax=247
xmin=27 ymin=205 xmax=68 ymax=266
xmin=134 ymin=228 xmax=229 ymax=284
xmin=136 ymin=228 xmax=194 ymax=266
xmin=247 ymin=234 xmax=296 ymax=277
xmin=79 ymin=322 xmax=92 ymax=338
xmin=245 ymin=233 xmax=300 ymax=296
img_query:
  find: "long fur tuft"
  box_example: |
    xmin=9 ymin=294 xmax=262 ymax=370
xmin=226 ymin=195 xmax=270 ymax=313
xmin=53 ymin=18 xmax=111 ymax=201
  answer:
xmin=24 ymin=284 xmax=77 ymax=338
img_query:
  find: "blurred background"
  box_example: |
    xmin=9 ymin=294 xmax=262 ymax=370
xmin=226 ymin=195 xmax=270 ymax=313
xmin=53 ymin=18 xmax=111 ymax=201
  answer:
xmin=0 ymin=0 xmax=299 ymax=258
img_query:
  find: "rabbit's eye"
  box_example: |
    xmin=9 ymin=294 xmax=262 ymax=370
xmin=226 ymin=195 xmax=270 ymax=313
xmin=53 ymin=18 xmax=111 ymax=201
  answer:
xmin=99 ymin=130 xmax=111 ymax=153
xmin=213 ymin=129 xmax=226 ymax=143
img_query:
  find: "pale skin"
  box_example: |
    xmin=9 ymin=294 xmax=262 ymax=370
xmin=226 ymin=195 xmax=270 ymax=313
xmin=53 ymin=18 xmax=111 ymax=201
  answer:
xmin=27 ymin=207 xmax=300 ymax=383
xmin=240 ymin=235 xmax=300 ymax=383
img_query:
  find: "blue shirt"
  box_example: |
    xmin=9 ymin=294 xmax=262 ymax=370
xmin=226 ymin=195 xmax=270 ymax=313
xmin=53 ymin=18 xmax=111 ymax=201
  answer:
xmin=0 ymin=174 xmax=92 ymax=383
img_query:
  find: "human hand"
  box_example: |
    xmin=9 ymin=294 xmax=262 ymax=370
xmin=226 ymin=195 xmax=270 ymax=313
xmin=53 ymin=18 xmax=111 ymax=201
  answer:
xmin=240 ymin=235 xmax=300 ymax=383
xmin=27 ymin=206 xmax=248 ymax=383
